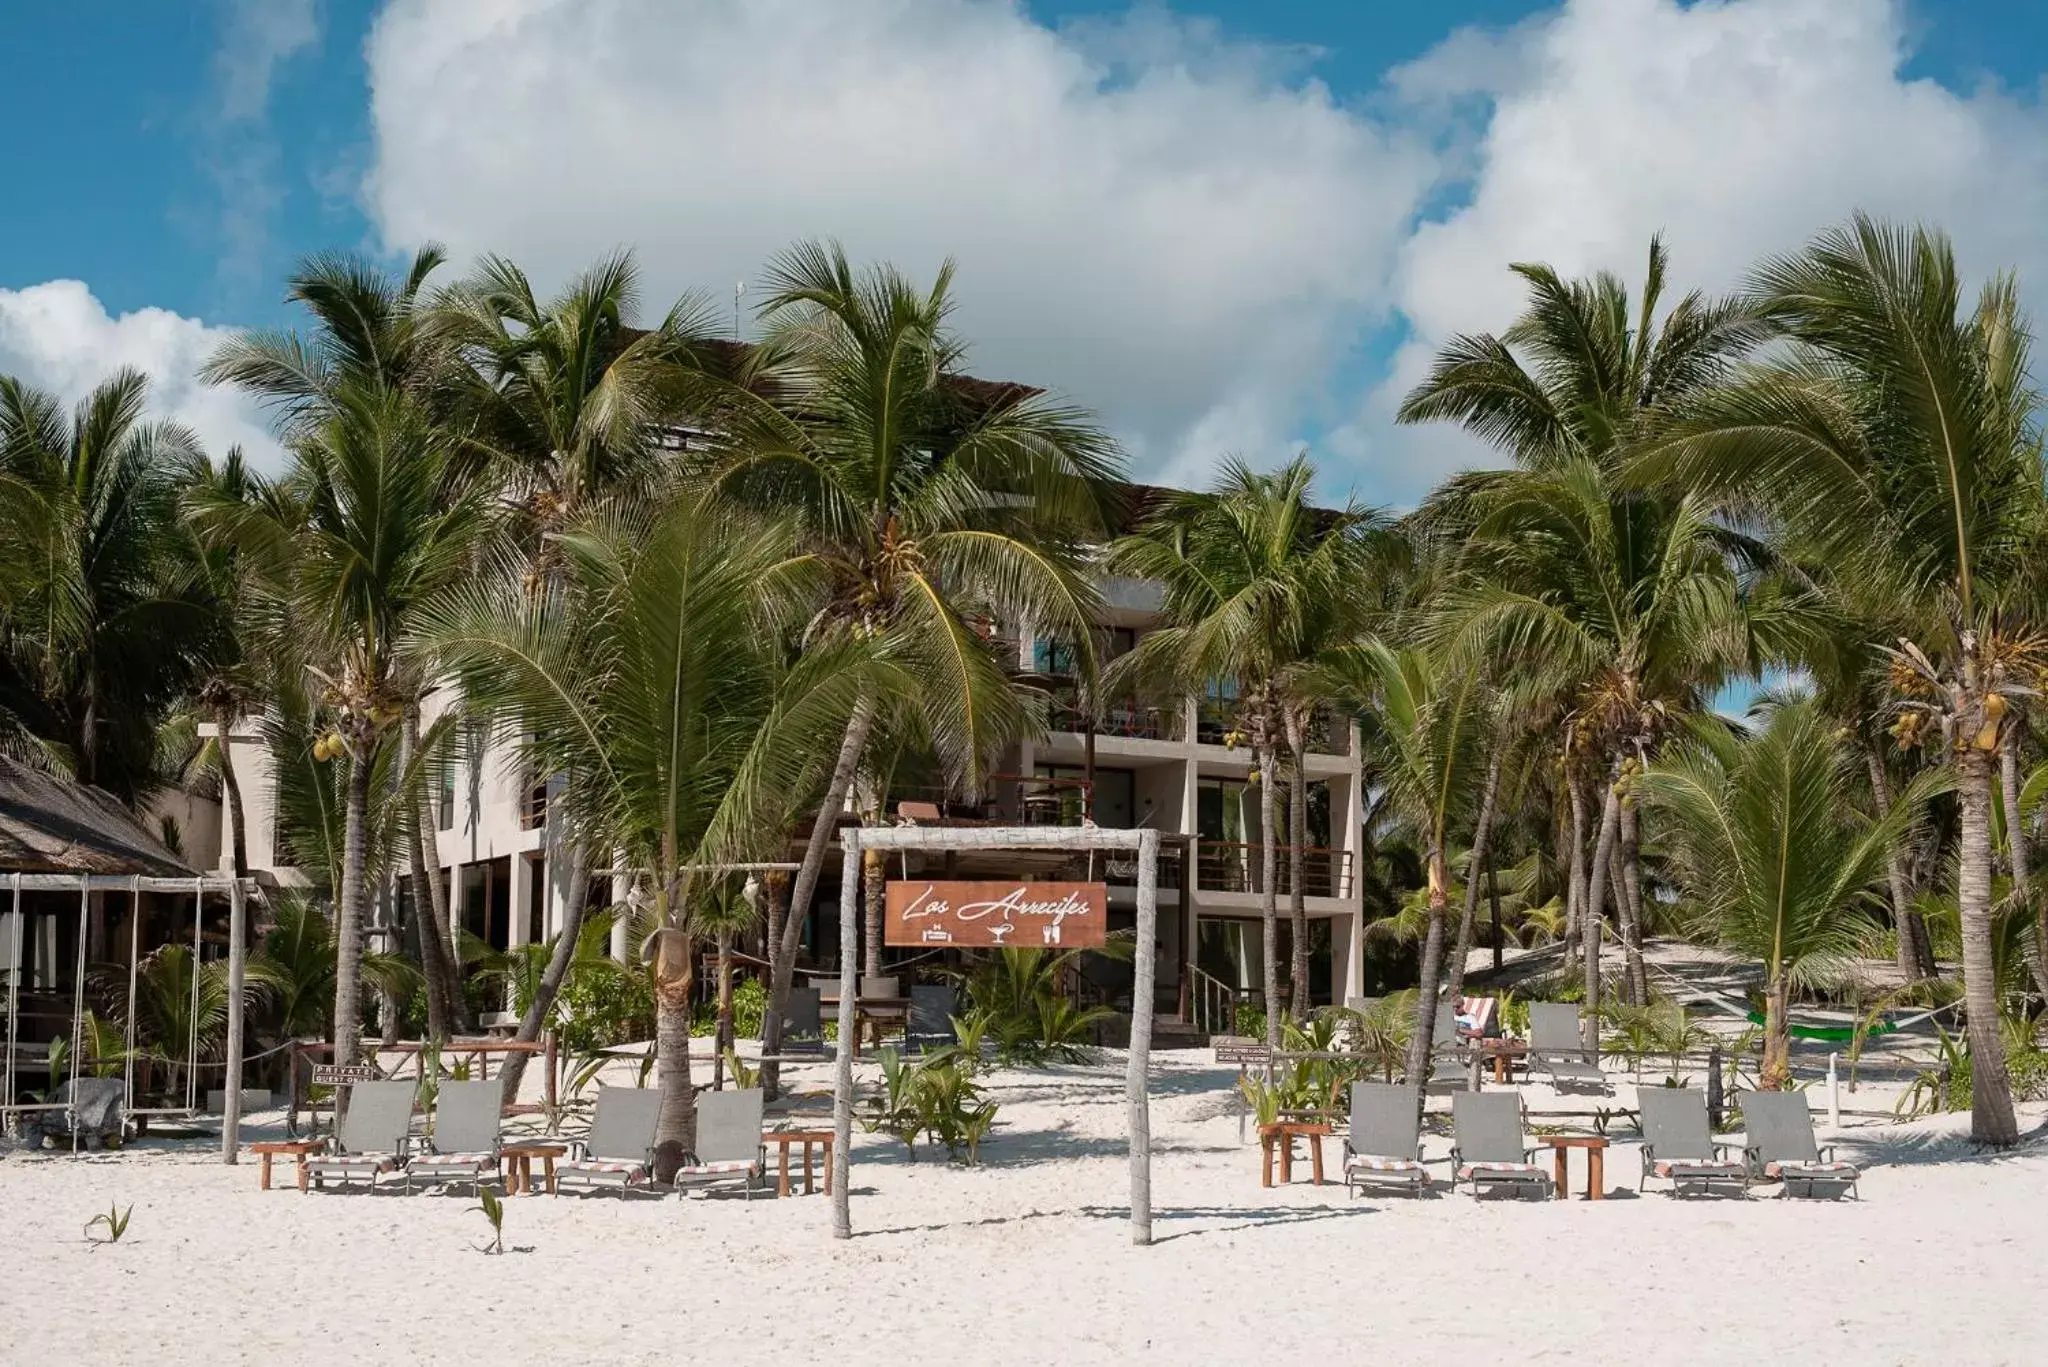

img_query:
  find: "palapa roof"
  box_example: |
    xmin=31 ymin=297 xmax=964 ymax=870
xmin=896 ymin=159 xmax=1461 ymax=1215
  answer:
xmin=0 ymin=757 xmax=194 ymax=878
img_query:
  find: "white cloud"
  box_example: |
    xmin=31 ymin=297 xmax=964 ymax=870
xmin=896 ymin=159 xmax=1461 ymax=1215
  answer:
xmin=361 ymin=0 xmax=1437 ymax=479
xmin=207 ymin=0 xmax=323 ymax=300
xmin=0 ymin=281 xmax=282 ymax=469
xmin=1348 ymin=0 xmax=2048 ymax=504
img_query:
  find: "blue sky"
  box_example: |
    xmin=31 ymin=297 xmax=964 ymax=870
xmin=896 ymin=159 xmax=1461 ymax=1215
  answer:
xmin=4 ymin=1 xmax=2048 ymax=500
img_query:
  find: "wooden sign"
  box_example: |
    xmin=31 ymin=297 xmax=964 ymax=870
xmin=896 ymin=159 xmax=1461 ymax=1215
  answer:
xmin=885 ymin=880 xmax=1108 ymax=949
xmin=1212 ymin=1036 xmax=1270 ymax=1066
xmin=310 ymin=1064 xmax=379 ymax=1085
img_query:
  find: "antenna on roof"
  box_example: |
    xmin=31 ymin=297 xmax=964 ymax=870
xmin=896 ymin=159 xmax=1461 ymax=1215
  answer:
xmin=733 ymin=281 xmax=745 ymax=341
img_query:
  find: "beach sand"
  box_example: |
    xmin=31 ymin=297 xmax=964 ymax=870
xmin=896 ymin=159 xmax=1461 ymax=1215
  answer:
xmin=2 ymin=1053 xmax=2042 ymax=1367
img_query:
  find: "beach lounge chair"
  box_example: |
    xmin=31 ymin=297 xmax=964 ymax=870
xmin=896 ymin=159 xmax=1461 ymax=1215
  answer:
xmin=404 ymin=1080 xmax=503 ymax=1194
xmin=1457 ymin=995 xmax=1501 ymax=1039
xmin=1343 ymin=1081 xmax=1430 ymax=1197
xmin=1449 ymin=1092 xmax=1550 ymax=1198
xmin=555 ymin=1086 xmax=662 ymax=1196
xmin=1636 ymin=1086 xmax=1748 ymax=1197
xmin=1741 ymin=1092 xmax=1861 ymax=1199
xmin=1426 ymin=1002 xmax=1471 ymax=1092
xmin=673 ymin=1088 xmax=767 ymax=1198
xmin=768 ymin=986 xmax=827 ymax=1060
xmin=1528 ymin=1002 xmax=1609 ymax=1091
xmin=305 ymin=1080 xmax=417 ymax=1191
xmin=908 ymin=984 xmax=959 ymax=1051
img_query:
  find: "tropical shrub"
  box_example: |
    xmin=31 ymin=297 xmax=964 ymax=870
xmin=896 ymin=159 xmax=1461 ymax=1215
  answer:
xmin=555 ymin=966 xmax=655 ymax=1055
xmin=957 ymin=945 xmax=1123 ymax=1066
xmin=860 ymin=1046 xmax=997 ymax=1164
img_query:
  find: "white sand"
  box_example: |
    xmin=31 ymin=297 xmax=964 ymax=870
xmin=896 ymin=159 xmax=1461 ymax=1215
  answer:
xmin=3 ymin=1053 xmax=2044 ymax=1367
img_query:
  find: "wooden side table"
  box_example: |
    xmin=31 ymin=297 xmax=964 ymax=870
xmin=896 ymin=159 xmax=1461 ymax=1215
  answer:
xmin=248 ymin=1139 xmax=324 ymax=1192
xmin=763 ymin=1129 xmax=836 ymax=1197
xmin=501 ymin=1142 xmax=568 ymax=1197
xmin=1258 ymin=1122 xmax=1332 ymax=1187
xmin=1542 ymin=1135 xmax=1610 ymax=1200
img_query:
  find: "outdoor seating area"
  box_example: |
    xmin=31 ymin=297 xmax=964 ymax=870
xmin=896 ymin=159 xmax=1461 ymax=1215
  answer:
xmin=1232 ymin=990 xmax=1889 ymax=1206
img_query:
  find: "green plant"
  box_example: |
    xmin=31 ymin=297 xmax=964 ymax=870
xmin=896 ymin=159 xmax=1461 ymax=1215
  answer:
xmin=555 ymin=965 xmax=655 ymax=1055
xmin=84 ymin=1204 xmax=133 ymax=1245
xmin=470 ymin=1186 xmax=505 ymax=1255
xmin=1231 ymin=1001 xmax=1267 ymax=1043
xmin=956 ymin=946 xmax=1123 ymax=1066
xmin=721 ymin=1046 xmax=759 ymax=1090
xmin=858 ymin=1046 xmax=998 ymax=1165
xmin=1898 ymin=1024 xmax=2048 ymax=1118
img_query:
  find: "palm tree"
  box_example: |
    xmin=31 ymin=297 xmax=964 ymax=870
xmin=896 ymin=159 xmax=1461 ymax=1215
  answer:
xmin=1401 ymin=239 xmax=1769 ymax=1032
xmin=278 ymin=385 xmax=487 ymax=1072
xmin=1638 ymin=215 xmax=2045 ymax=1145
xmin=696 ymin=242 xmax=1121 ymax=1084
xmin=205 ymin=246 xmax=474 ymax=1038
xmin=0 ymin=371 xmax=218 ymax=798
xmin=1433 ymin=464 xmax=1767 ymax=1034
xmin=1317 ymin=641 xmax=1488 ymax=1083
xmin=1111 ymin=455 xmax=1384 ymax=1034
xmin=426 ymin=251 xmax=722 ymax=1098
xmin=425 ymin=492 xmax=875 ymax=1147
xmin=1639 ymin=701 xmax=1937 ymax=1087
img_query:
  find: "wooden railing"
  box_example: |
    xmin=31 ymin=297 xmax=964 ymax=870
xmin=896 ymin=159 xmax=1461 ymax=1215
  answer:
xmin=1193 ymin=840 xmax=1352 ymax=898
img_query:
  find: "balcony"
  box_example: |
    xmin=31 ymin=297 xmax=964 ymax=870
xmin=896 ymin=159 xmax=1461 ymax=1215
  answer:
xmin=1049 ymin=691 xmax=1186 ymax=742
xmin=1194 ymin=701 xmax=1351 ymax=757
xmin=1193 ymin=840 xmax=1352 ymax=899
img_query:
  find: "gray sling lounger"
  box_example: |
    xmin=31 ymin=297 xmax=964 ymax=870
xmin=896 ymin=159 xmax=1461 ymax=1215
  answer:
xmin=405 ymin=1080 xmax=503 ymax=1193
xmin=1344 ymin=1081 xmax=1429 ymax=1196
xmin=1450 ymin=1091 xmax=1550 ymax=1198
xmin=306 ymin=1080 xmax=417 ymax=1191
xmin=556 ymin=1086 xmax=662 ymax=1195
xmin=1528 ymin=1003 xmax=1609 ymax=1091
xmin=1636 ymin=1086 xmax=1748 ymax=1197
xmin=1742 ymin=1091 xmax=1861 ymax=1199
xmin=674 ymin=1088 xmax=767 ymax=1198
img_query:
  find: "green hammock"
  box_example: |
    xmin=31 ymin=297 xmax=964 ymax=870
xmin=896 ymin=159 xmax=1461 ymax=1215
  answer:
xmin=1744 ymin=1009 xmax=1898 ymax=1043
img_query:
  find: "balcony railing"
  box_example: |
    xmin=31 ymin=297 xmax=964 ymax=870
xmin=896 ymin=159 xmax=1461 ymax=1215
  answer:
xmin=1193 ymin=840 xmax=1352 ymax=899
xmin=1049 ymin=694 xmax=1186 ymax=742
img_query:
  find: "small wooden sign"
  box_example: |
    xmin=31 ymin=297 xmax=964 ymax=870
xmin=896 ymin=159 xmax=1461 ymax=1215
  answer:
xmin=1212 ymin=1036 xmax=1270 ymax=1065
xmin=310 ymin=1064 xmax=379 ymax=1085
xmin=885 ymin=880 xmax=1108 ymax=949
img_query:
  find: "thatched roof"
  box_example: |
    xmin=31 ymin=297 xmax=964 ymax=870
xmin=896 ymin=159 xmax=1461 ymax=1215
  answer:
xmin=0 ymin=757 xmax=194 ymax=877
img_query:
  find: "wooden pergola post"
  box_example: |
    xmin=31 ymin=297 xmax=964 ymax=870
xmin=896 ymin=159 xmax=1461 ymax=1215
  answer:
xmin=827 ymin=825 xmax=1161 ymax=1245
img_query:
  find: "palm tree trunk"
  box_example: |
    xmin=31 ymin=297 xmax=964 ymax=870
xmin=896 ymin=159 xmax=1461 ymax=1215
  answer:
xmin=407 ymin=721 xmax=469 ymax=1034
xmin=712 ymin=929 xmax=734 ymax=1090
xmin=1618 ymin=801 xmax=1647 ymax=1006
xmin=1565 ymin=775 xmax=1589 ymax=945
xmin=1285 ymin=715 xmax=1309 ymax=1022
xmin=1999 ymin=727 xmax=2048 ymax=1000
xmin=1760 ymin=971 xmax=1792 ymax=1090
xmin=862 ymin=848 xmax=885 ymax=981
xmin=1865 ymin=746 xmax=1935 ymax=980
xmin=1404 ymin=845 xmax=1452 ymax=1087
xmin=1581 ymin=757 xmax=1624 ymax=1050
xmin=496 ymin=852 xmax=589 ymax=1107
xmin=214 ymin=704 xmax=250 ymax=878
xmin=765 ymin=700 xmax=874 ymax=1100
xmin=332 ymin=747 xmax=374 ymax=1074
xmin=1257 ymin=741 xmax=1280 ymax=1047
xmin=653 ymin=980 xmax=697 ymax=1154
xmin=1444 ymin=746 xmax=1503 ymax=1009
xmin=758 ymin=871 xmax=794 ymax=1101
xmin=1487 ymin=854 xmax=1504 ymax=973
xmin=401 ymin=712 xmax=454 ymax=1043
xmin=1957 ymin=745 xmax=2020 ymax=1146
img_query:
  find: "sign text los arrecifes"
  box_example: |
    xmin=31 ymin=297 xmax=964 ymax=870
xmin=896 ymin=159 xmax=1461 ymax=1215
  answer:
xmin=884 ymin=880 xmax=1109 ymax=949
